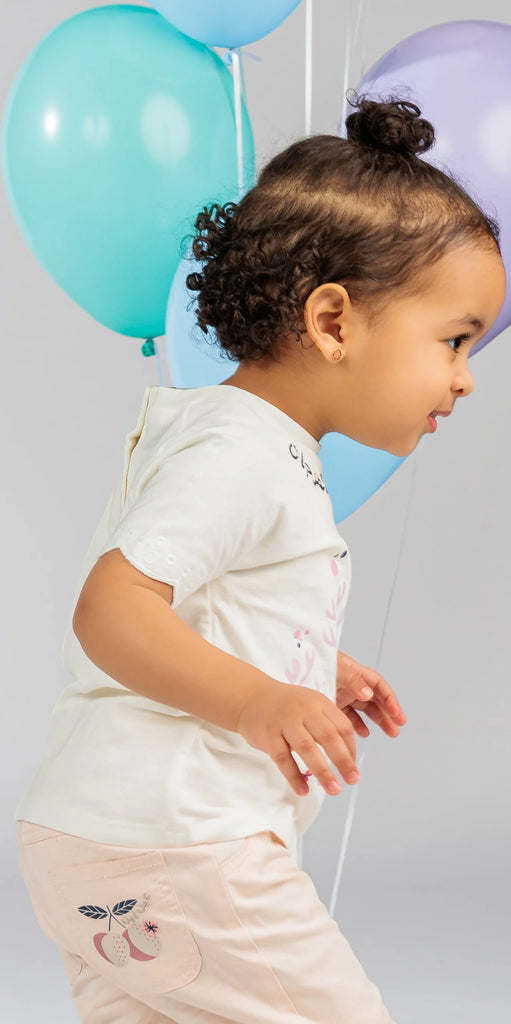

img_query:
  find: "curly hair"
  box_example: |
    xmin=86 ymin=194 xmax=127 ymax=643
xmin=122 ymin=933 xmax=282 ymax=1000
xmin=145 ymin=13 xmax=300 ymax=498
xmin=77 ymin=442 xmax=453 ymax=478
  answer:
xmin=183 ymin=93 xmax=501 ymax=363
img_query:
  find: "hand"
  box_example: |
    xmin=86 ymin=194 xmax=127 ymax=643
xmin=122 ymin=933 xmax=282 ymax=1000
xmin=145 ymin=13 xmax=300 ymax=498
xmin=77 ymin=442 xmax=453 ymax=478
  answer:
xmin=235 ymin=678 xmax=361 ymax=798
xmin=336 ymin=650 xmax=407 ymax=739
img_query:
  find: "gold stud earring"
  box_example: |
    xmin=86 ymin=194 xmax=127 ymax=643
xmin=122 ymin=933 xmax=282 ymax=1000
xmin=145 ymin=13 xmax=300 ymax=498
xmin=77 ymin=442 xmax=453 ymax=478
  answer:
xmin=331 ymin=348 xmax=343 ymax=362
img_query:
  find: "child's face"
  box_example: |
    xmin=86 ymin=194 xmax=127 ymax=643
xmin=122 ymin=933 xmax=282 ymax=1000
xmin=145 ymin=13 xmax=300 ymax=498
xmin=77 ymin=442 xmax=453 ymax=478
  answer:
xmin=323 ymin=242 xmax=506 ymax=456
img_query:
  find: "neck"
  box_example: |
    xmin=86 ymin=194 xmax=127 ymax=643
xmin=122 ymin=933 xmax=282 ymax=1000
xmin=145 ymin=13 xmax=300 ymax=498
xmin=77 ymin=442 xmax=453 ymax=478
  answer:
xmin=219 ymin=349 xmax=332 ymax=442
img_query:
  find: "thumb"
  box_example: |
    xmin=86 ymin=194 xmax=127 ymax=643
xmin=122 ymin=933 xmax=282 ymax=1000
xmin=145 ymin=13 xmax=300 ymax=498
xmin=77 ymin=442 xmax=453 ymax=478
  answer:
xmin=339 ymin=654 xmax=374 ymax=700
xmin=354 ymin=673 xmax=373 ymax=700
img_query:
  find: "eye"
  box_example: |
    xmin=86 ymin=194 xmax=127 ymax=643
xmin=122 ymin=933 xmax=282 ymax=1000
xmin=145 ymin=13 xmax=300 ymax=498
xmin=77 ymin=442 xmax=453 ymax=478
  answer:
xmin=446 ymin=332 xmax=471 ymax=353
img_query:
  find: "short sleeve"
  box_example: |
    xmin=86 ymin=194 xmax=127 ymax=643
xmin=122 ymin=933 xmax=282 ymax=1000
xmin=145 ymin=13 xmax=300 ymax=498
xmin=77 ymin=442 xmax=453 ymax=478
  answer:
xmin=98 ymin=434 xmax=279 ymax=608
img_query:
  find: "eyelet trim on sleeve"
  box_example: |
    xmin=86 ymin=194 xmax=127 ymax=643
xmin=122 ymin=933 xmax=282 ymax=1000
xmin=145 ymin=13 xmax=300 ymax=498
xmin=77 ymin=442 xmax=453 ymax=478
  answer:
xmin=121 ymin=534 xmax=195 ymax=593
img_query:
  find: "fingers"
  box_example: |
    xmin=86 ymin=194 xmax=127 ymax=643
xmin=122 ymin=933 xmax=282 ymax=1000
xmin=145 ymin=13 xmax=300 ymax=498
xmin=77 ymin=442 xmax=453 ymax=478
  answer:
xmin=278 ymin=709 xmax=361 ymax=797
xmin=343 ymin=706 xmax=370 ymax=737
xmin=352 ymin=696 xmax=403 ymax=736
xmin=371 ymin=686 xmax=407 ymax=724
xmin=340 ymin=654 xmax=407 ymax=725
xmin=271 ymin=740 xmax=318 ymax=796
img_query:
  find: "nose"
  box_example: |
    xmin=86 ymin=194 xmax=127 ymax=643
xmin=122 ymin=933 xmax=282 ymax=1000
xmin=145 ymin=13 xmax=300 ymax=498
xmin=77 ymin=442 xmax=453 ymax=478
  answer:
xmin=453 ymin=361 xmax=475 ymax=400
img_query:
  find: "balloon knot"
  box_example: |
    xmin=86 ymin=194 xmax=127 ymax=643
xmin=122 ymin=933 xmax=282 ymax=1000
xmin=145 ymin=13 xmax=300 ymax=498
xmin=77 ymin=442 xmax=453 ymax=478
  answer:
xmin=141 ymin=338 xmax=155 ymax=357
xmin=221 ymin=48 xmax=261 ymax=66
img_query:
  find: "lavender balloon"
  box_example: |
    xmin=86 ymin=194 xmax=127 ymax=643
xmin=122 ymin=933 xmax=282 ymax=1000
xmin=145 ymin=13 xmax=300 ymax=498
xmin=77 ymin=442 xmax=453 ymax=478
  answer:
xmin=342 ymin=20 xmax=511 ymax=356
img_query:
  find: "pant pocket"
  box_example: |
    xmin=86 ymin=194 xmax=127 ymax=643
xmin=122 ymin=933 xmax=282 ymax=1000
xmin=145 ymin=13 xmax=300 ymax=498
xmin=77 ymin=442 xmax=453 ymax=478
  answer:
xmin=211 ymin=835 xmax=249 ymax=874
xmin=47 ymin=850 xmax=202 ymax=996
xmin=213 ymin=831 xmax=285 ymax=878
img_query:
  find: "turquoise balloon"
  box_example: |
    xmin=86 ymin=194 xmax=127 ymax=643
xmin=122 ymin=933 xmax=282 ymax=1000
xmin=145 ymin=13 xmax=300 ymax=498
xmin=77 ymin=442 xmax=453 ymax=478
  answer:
xmin=165 ymin=253 xmax=406 ymax=522
xmin=1 ymin=5 xmax=255 ymax=338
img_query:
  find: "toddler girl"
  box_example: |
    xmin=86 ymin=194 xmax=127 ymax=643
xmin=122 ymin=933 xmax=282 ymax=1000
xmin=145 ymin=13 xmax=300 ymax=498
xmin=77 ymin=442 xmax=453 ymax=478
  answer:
xmin=16 ymin=96 xmax=505 ymax=1024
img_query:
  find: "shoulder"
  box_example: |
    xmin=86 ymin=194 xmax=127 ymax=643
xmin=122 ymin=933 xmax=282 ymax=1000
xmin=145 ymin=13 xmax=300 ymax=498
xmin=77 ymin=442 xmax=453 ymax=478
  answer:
xmin=153 ymin=386 xmax=279 ymax=462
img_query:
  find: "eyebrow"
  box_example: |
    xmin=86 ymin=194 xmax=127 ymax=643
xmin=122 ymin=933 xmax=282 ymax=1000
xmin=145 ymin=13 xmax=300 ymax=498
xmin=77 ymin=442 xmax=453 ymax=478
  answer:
xmin=448 ymin=315 xmax=484 ymax=331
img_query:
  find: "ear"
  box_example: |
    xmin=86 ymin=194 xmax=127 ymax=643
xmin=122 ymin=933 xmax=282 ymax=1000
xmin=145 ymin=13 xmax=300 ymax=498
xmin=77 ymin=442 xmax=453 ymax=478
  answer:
xmin=303 ymin=283 xmax=355 ymax=362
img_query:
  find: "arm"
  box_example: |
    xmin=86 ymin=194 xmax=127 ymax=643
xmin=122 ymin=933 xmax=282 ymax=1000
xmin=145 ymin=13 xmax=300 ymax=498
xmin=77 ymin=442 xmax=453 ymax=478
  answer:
xmin=72 ymin=547 xmax=277 ymax=733
xmin=74 ymin=548 xmax=363 ymax=796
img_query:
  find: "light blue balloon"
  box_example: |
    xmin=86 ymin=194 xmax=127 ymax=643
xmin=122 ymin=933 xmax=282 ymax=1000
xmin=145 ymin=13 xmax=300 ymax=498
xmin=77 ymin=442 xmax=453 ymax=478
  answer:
xmin=152 ymin=0 xmax=303 ymax=49
xmin=318 ymin=434 xmax=404 ymax=524
xmin=1 ymin=5 xmax=255 ymax=338
xmin=165 ymin=253 xmax=405 ymax=522
xmin=166 ymin=253 xmax=235 ymax=385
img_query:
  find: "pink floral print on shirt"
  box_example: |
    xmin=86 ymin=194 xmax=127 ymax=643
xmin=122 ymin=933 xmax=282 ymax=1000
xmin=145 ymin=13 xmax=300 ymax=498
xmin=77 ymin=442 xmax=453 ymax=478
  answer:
xmin=322 ymin=553 xmax=348 ymax=647
xmin=285 ymin=628 xmax=316 ymax=685
xmin=283 ymin=550 xmax=349 ymax=690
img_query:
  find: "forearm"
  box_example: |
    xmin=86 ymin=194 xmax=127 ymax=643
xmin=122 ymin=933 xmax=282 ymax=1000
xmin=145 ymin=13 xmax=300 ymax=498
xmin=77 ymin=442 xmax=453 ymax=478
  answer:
xmin=72 ymin=584 xmax=276 ymax=733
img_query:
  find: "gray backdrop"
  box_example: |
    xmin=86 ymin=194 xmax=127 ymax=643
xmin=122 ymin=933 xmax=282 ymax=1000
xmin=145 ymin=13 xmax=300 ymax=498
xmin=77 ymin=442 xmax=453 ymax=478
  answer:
xmin=2 ymin=1 xmax=510 ymax=1021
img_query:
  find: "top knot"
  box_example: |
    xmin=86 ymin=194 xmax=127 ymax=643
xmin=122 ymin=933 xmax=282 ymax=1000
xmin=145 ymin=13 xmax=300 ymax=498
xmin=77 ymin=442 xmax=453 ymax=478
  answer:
xmin=345 ymin=93 xmax=435 ymax=158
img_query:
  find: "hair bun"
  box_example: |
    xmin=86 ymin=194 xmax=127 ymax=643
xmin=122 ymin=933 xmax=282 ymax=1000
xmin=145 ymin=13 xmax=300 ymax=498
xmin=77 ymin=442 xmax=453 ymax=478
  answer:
xmin=345 ymin=93 xmax=435 ymax=158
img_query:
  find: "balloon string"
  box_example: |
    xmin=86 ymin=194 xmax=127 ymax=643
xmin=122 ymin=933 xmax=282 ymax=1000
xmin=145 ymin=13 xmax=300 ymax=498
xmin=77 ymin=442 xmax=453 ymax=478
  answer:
xmin=328 ymin=740 xmax=365 ymax=911
xmin=338 ymin=0 xmax=370 ymax=134
xmin=327 ymin=446 xmax=419 ymax=919
xmin=239 ymin=46 xmax=248 ymax=101
xmin=231 ymin=48 xmax=244 ymax=198
xmin=305 ymin=0 xmax=313 ymax=136
xmin=340 ymin=0 xmax=355 ymax=132
xmin=141 ymin=337 xmax=170 ymax=386
xmin=353 ymin=0 xmax=368 ymax=59
xmin=359 ymin=0 xmax=371 ymax=77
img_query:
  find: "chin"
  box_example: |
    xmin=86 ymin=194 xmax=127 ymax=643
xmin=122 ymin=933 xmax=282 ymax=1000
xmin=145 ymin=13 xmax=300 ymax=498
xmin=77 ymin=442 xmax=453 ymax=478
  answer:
xmin=344 ymin=432 xmax=414 ymax=458
xmin=384 ymin=440 xmax=416 ymax=457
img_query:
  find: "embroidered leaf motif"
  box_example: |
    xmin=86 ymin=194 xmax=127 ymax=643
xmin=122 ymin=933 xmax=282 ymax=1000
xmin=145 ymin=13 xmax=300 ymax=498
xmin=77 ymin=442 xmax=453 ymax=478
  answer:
xmin=112 ymin=899 xmax=137 ymax=916
xmin=322 ymin=626 xmax=336 ymax=647
xmin=77 ymin=905 xmax=108 ymax=919
xmin=285 ymin=658 xmax=300 ymax=683
xmin=299 ymin=649 xmax=315 ymax=683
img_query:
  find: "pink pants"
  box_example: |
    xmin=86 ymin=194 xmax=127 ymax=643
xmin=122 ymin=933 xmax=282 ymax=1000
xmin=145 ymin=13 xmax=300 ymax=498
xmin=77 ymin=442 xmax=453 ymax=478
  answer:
xmin=17 ymin=820 xmax=396 ymax=1024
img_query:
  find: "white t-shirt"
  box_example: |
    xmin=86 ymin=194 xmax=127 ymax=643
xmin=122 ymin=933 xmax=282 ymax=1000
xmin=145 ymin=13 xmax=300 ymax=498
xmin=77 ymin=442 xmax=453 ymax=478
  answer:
xmin=15 ymin=384 xmax=352 ymax=861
